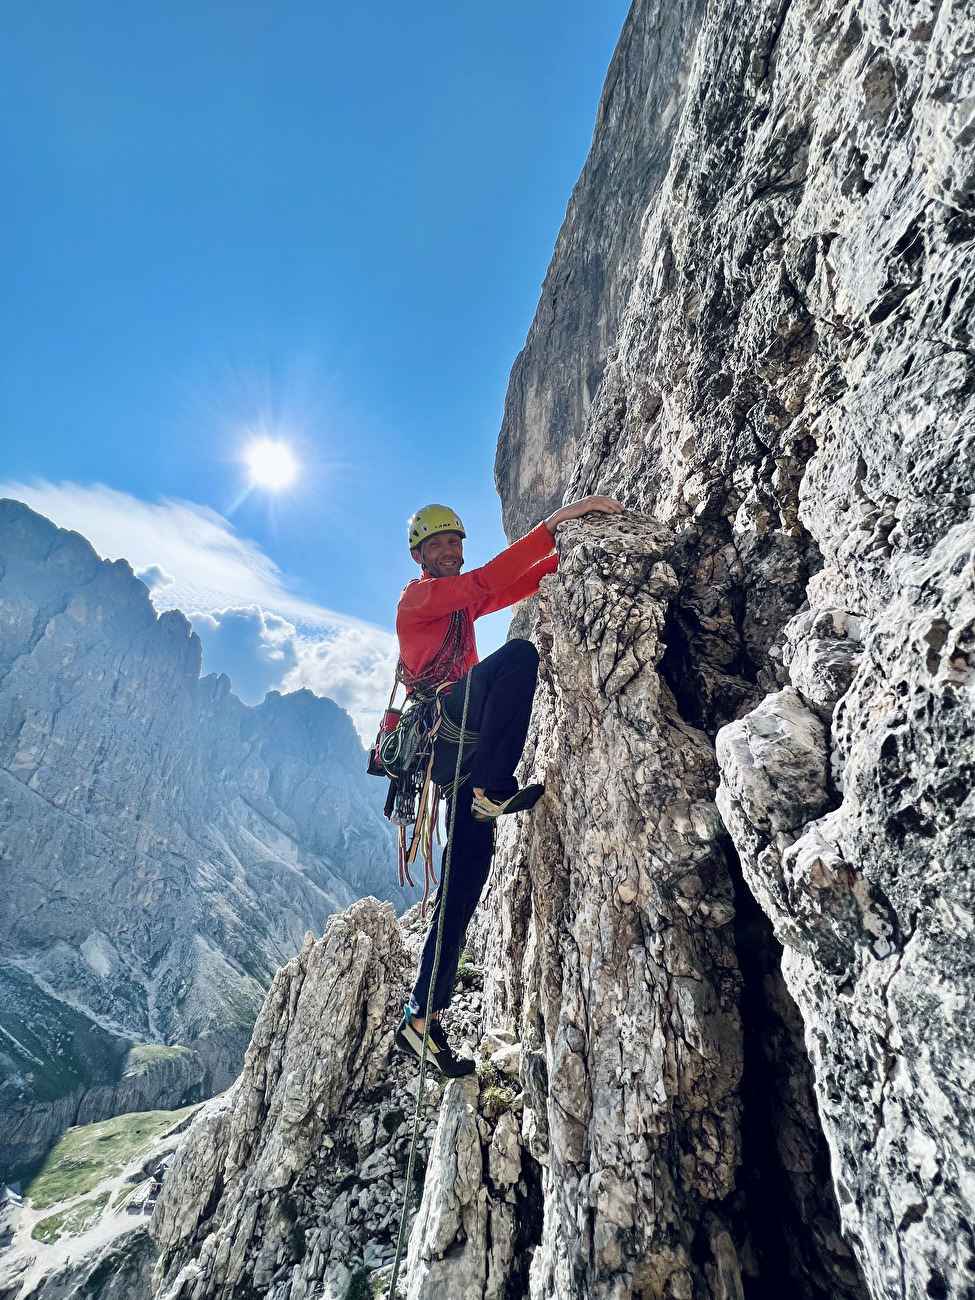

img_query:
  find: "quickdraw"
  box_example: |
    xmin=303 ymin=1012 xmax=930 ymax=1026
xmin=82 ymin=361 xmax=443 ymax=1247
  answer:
xmin=383 ymin=687 xmax=449 ymax=913
xmin=366 ymin=610 xmax=477 ymax=914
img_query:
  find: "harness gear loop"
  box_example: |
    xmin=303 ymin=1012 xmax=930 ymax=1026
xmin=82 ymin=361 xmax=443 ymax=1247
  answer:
xmin=387 ymin=670 xmax=473 ymax=1300
xmin=372 ymin=606 xmax=477 ymax=913
xmin=401 ymin=689 xmax=449 ymax=913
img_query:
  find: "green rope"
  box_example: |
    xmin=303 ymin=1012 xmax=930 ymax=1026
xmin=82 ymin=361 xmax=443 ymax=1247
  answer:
xmin=387 ymin=671 xmax=474 ymax=1298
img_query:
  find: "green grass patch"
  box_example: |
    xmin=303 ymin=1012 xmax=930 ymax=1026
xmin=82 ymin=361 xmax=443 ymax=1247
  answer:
xmin=455 ymin=949 xmax=482 ymax=990
xmin=481 ymin=1083 xmax=517 ymax=1115
xmin=32 ymin=1191 xmax=111 ymax=1243
xmin=24 ymin=1104 xmax=200 ymax=1208
xmin=123 ymin=1044 xmax=195 ymax=1071
xmin=0 ymin=963 xmax=131 ymax=1106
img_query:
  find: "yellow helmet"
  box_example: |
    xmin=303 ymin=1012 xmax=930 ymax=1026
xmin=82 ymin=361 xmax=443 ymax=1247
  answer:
xmin=407 ymin=504 xmax=466 ymax=551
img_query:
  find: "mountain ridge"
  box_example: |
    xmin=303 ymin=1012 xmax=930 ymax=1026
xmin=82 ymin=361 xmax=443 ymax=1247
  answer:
xmin=0 ymin=497 xmax=403 ymax=1177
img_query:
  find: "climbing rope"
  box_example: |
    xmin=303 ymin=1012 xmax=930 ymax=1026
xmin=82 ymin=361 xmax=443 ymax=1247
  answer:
xmin=387 ymin=670 xmax=473 ymax=1299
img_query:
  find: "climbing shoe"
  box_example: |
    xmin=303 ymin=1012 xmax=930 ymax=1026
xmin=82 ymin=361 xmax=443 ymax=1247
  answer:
xmin=394 ymin=1008 xmax=475 ymax=1078
xmin=471 ymin=784 xmax=545 ymax=822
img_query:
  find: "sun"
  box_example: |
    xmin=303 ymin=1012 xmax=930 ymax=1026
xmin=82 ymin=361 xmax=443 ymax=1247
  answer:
xmin=244 ymin=438 xmax=298 ymax=490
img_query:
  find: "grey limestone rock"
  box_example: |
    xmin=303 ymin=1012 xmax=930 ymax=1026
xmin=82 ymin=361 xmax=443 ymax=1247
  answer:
xmin=719 ymin=525 xmax=975 ymax=1299
xmin=487 ymin=0 xmax=974 ymax=1293
xmin=138 ymin=904 xmax=540 ymax=1300
xmin=779 ymin=607 xmax=865 ymax=720
xmin=468 ymin=514 xmax=744 ymax=1299
xmin=496 ymin=0 xmax=710 ymax=542
xmin=151 ymin=899 xmax=410 ymax=1298
xmin=148 ymin=897 xmax=473 ymax=1300
xmin=405 ymin=1075 xmax=487 ymax=1300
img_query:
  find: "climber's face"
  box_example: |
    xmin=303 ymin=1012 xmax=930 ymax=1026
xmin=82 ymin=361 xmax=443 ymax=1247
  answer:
xmin=412 ymin=531 xmax=465 ymax=578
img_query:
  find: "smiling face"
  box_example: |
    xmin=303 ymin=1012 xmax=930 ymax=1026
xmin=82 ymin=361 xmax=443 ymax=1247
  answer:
xmin=412 ymin=530 xmax=465 ymax=578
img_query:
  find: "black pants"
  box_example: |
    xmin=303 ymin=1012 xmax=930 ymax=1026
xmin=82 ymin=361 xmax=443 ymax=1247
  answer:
xmin=408 ymin=638 xmax=539 ymax=1016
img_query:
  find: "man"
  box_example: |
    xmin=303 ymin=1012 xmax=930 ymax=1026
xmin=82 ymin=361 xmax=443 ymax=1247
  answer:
xmin=394 ymin=493 xmax=623 ymax=1077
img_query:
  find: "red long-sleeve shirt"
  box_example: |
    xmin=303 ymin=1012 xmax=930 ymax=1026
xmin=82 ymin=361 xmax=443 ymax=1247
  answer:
xmin=396 ymin=522 xmax=557 ymax=684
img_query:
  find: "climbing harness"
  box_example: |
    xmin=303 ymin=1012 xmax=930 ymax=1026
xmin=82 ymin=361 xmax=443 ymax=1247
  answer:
xmin=366 ymin=609 xmax=477 ymax=913
xmin=387 ymin=670 xmax=473 ymax=1300
xmin=384 ymin=686 xmax=449 ymax=912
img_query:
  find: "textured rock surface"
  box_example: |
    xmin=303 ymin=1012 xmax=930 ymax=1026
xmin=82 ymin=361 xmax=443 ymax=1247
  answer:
xmin=403 ymin=1048 xmax=542 ymax=1300
xmin=495 ymin=0 xmax=709 ymax=540
xmin=0 ymin=500 xmax=402 ymax=1174
xmin=489 ymin=0 xmax=975 ymax=1295
xmin=718 ymin=532 xmax=975 ymax=1299
xmin=149 ymin=898 xmax=448 ymax=1300
xmin=471 ymin=515 xmax=744 ymax=1299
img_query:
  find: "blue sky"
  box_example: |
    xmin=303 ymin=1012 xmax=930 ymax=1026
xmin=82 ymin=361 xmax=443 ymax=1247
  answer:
xmin=0 ymin=0 xmax=631 ymax=734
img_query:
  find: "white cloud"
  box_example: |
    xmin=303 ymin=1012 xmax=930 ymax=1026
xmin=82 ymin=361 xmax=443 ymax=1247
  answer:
xmin=135 ymin=563 xmax=175 ymax=590
xmin=282 ymin=625 xmax=399 ymax=732
xmin=0 ymin=479 xmax=347 ymax=624
xmin=190 ymin=605 xmax=300 ymax=706
xmin=0 ymin=480 xmax=396 ymax=739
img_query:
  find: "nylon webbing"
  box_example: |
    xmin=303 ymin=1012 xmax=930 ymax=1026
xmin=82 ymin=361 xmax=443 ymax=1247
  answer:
xmin=436 ymin=711 xmax=479 ymax=748
xmin=387 ymin=670 xmax=473 ymax=1298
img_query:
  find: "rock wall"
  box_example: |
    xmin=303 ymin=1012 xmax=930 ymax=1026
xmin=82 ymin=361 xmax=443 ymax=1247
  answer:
xmin=459 ymin=517 xmax=867 ymax=1298
xmin=149 ymin=898 xmax=419 ymax=1300
xmin=477 ymin=516 xmax=743 ymax=1298
xmin=0 ymin=500 xmax=403 ymax=1175
xmin=495 ymin=0 xmax=709 ymax=540
xmin=486 ymin=0 xmax=975 ymax=1296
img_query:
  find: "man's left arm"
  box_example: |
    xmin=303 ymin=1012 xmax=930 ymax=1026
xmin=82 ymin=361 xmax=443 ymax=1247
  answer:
xmin=473 ymin=554 xmax=558 ymax=617
xmin=472 ymin=496 xmax=623 ymax=618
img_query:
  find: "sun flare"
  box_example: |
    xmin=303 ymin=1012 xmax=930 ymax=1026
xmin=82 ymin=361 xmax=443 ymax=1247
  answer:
xmin=244 ymin=439 xmax=298 ymax=490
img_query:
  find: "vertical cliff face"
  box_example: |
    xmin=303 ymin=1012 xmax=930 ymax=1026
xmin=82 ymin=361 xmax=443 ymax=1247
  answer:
xmin=488 ymin=0 xmax=974 ymax=1296
xmin=464 ymin=516 xmax=866 ymax=1299
xmin=477 ymin=516 xmax=744 ymax=1297
xmin=495 ymin=0 xmax=708 ymax=540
